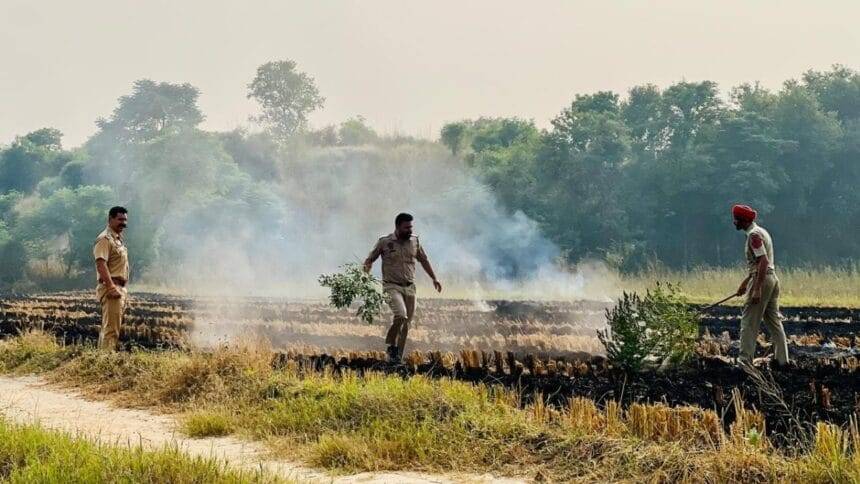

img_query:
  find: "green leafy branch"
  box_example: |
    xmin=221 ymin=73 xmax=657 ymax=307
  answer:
xmin=318 ymin=263 xmax=388 ymax=324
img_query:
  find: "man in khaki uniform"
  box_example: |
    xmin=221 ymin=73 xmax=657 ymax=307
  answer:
xmin=364 ymin=213 xmax=442 ymax=363
xmin=732 ymin=204 xmax=789 ymax=366
xmin=93 ymin=206 xmax=130 ymax=351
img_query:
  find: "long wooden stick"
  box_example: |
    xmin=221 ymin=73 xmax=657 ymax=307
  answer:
xmin=698 ymin=293 xmax=737 ymax=313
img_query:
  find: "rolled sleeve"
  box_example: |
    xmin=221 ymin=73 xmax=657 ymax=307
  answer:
xmin=749 ymin=234 xmax=767 ymax=258
xmin=416 ymin=240 xmax=428 ymax=263
xmin=93 ymin=238 xmax=111 ymax=261
xmin=366 ymin=239 xmax=384 ymax=263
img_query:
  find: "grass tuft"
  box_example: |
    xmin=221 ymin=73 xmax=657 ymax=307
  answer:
xmin=183 ymin=409 xmax=236 ymax=437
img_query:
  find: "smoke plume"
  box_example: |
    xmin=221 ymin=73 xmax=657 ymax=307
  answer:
xmin=140 ymin=140 xmax=619 ymax=303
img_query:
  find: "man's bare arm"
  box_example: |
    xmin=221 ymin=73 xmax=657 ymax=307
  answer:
xmin=419 ymin=258 xmax=442 ymax=293
xmin=736 ymin=274 xmax=752 ymax=296
xmin=363 ymin=243 xmax=382 ymax=273
xmin=96 ymin=259 xmax=122 ymax=298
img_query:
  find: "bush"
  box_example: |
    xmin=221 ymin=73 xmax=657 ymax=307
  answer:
xmin=318 ymin=263 xmax=388 ymax=324
xmin=598 ymin=282 xmax=698 ymax=372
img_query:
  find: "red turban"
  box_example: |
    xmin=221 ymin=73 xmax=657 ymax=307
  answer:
xmin=732 ymin=204 xmax=757 ymax=222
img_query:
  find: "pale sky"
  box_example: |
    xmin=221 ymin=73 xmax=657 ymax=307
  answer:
xmin=2 ymin=0 xmax=858 ymax=147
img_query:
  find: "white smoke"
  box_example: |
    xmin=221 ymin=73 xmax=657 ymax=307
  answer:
xmin=135 ymin=139 xmax=618 ymax=303
xmin=127 ymin=139 xmax=624 ymax=351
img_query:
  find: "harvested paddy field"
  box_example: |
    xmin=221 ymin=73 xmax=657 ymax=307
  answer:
xmin=2 ymin=292 xmax=859 ymax=436
xmin=2 ymin=292 xmax=860 ymax=481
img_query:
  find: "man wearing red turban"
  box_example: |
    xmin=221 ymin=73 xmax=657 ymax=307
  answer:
xmin=732 ymin=204 xmax=789 ymax=366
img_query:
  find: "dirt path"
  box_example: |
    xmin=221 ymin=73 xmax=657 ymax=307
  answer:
xmin=0 ymin=375 xmax=525 ymax=484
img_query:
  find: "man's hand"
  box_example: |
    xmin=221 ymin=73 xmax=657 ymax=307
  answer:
xmin=362 ymin=261 xmax=372 ymax=273
xmin=433 ymin=279 xmax=442 ymax=293
xmin=106 ymin=285 xmax=123 ymax=299
xmin=736 ymin=280 xmax=748 ymax=297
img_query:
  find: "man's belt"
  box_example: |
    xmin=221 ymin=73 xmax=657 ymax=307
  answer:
xmin=749 ymin=268 xmax=776 ymax=276
xmin=383 ymin=280 xmax=414 ymax=287
xmin=100 ymin=277 xmax=127 ymax=287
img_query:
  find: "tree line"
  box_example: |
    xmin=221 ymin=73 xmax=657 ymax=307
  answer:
xmin=0 ymin=62 xmax=858 ymax=290
xmin=441 ymin=66 xmax=860 ymax=271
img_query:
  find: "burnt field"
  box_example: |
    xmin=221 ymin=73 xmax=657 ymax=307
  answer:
xmin=1 ymin=291 xmax=859 ymax=437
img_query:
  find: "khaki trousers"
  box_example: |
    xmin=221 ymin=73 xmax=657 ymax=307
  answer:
xmin=739 ymin=272 xmax=788 ymax=364
xmin=96 ymin=284 xmax=127 ymax=351
xmin=384 ymin=283 xmax=416 ymax=354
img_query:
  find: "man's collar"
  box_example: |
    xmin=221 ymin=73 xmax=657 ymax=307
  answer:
xmin=744 ymin=222 xmax=758 ymax=235
xmin=108 ymin=226 xmax=123 ymax=241
xmin=389 ymin=232 xmax=412 ymax=243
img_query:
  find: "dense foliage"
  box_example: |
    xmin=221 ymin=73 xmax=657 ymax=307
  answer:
xmin=443 ymin=66 xmax=860 ymax=270
xmin=0 ymin=62 xmax=858 ymax=290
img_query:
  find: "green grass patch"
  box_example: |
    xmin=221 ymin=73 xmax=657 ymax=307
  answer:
xmin=183 ymin=409 xmax=236 ymax=437
xmin=0 ymin=418 xmax=277 ymax=483
xmin=0 ymin=331 xmax=79 ymax=374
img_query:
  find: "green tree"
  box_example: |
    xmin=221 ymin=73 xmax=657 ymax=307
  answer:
xmin=0 ymin=129 xmax=68 ymax=193
xmin=58 ymin=160 xmax=88 ymax=188
xmin=338 ymin=116 xmax=378 ymax=146
xmin=248 ymin=60 xmax=325 ymax=140
xmin=537 ymin=93 xmax=631 ymax=261
xmin=659 ymin=81 xmax=724 ymax=155
xmin=440 ymin=118 xmax=542 ymax=225
xmin=219 ymin=129 xmax=283 ymax=181
xmin=16 ymin=186 xmax=115 ymax=278
xmin=470 ymin=118 xmax=538 ymax=153
xmin=96 ymin=80 xmax=203 ymax=143
xmin=0 ymin=141 xmax=42 ymax=193
xmin=23 ymin=128 xmax=63 ymax=151
xmin=801 ymin=65 xmax=860 ymax=122
xmin=440 ymin=121 xmax=469 ymax=155
xmin=622 ymin=84 xmax=664 ymax=158
xmin=769 ymin=83 xmax=843 ymax=261
xmin=0 ymin=218 xmax=27 ymax=287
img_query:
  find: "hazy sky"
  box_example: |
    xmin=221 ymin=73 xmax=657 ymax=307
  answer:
xmin=2 ymin=0 xmax=858 ymax=147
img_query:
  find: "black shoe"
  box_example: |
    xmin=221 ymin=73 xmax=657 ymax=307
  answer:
xmin=387 ymin=345 xmax=401 ymax=363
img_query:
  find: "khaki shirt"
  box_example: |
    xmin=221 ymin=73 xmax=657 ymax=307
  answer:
xmin=366 ymin=233 xmax=428 ymax=286
xmin=94 ymin=227 xmax=130 ymax=283
xmin=744 ymin=222 xmax=775 ymax=275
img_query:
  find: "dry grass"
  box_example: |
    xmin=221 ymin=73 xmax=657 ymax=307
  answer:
xmin=623 ymin=266 xmax=860 ymax=307
xmin=2 ymin=332 xmax=860 ymax=482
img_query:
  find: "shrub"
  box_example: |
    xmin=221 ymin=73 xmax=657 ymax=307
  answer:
xmin=598 ymin=282 xmax=698 ymax=371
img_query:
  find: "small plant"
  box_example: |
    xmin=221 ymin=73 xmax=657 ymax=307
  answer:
xmin=598 ymin=282 xmax=698 ymax=372
xmin=597 ymin=291 xmax=650 ymax=372
xmin=319 ymin=263 xmax=388 ymax=324
xmin=641 ymin=282 xmax=699 ymax=366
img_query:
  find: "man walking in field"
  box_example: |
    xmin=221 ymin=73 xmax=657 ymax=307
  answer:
xmin=364 ymin=213 xmax=442 ymax=363
xmin=93 ymin=206 xmax=130 ymax=351
xmin=732 ymin=204 xmax=789 ymax=367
